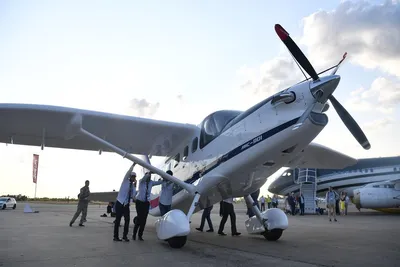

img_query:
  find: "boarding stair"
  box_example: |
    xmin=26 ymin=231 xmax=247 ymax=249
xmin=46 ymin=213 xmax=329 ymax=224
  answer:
xmin=294 ymin=168 xmax=317 ymax=214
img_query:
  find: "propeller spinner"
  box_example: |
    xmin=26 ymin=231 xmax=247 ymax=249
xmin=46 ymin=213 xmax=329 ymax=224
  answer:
xmin=274 ymin=24 xmax=371 ymax=150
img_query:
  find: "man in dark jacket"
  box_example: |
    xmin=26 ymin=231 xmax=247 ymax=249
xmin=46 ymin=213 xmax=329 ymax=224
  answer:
xmin=70 ymin=180 xmax=90 ymax=227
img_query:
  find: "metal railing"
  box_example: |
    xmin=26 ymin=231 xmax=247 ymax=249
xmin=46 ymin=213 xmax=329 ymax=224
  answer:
xmin=294 ymin=168 xmax=317 ymax=184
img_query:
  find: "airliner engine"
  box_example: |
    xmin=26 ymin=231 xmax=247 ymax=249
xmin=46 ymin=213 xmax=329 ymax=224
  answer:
xmin=353 ymin=180 xmax=400 ymax=211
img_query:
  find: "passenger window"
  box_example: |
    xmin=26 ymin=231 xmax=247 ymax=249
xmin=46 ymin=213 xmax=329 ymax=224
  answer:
xmin=174 ymin=154 xmax=180 ymax=168
xmin=192 ymin=137 xmax=198 ymax=153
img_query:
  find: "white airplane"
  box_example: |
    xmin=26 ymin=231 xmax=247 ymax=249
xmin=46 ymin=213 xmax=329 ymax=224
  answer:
xmin=268 ymin=156 xmax=400 ymax=213
xmin=269 ymin=156 xmax=400 ymax=197
xmin=0 ymin=24 xmax=370 ymax=248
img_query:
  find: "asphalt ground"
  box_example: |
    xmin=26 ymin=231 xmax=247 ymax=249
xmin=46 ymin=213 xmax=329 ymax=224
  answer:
xmin=1 ymin=202 xmax=399 ymax=267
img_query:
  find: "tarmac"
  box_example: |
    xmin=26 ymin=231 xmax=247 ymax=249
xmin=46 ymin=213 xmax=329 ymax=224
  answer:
xmin=1 ymin=202 xmax=399 ymax=267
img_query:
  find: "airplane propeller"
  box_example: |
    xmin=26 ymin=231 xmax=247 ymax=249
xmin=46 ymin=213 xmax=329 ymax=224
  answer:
xmin=274 ymin=24 xmax=371 ymax=150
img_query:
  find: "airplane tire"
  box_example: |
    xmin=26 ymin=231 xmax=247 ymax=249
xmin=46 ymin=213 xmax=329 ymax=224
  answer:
xmin=262 ymin=229 xmax=283 ymax=241
xmin=167 ymin=236 xmax=187 ymax=248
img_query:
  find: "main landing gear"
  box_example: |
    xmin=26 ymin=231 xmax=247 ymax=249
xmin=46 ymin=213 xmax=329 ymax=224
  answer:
xmin=155 ymin=193 xmax=201 ymax=249
xmin=67 ymin=114 xmax=199 ymax=249
xmin=244 ymin=195 xmax=288 ymax=241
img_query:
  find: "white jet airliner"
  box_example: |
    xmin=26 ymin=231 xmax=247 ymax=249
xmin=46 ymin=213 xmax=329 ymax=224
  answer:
xmin=0 ymin=24 xmax=369 ymax=248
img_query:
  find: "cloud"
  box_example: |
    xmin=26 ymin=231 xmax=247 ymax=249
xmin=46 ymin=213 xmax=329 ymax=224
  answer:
xmin=127 ymin=98 xmax=160 ymax=118
xmin=238 ymin=57 xmax=304 ymax=96
xmin=363 ymin=117 xmax=394 ymax=133
xmin=346 ymin=76 xmax=400 ymax=114
xmin=301 ymin=0 xmax=400 ymax=77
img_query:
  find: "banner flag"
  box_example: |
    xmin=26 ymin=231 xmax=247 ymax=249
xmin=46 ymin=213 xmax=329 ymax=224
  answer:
xmin=33 ymin=154 xmax=39 ymax=184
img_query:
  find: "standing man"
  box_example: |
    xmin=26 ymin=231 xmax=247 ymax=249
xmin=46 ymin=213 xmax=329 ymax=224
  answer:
xmin=267 ymin=195 xmax=272 ymax=209
xmin=159 ymin=170 xmax=174 ymax=216
xmin=260 ymin=196 xmax=265 ymax=211
xmin=326 ymin=187 xmax=337 ymax=222
xmin=299 ymin=192 xmax=305 ymax=215
xmin=133 ymin=171 xmax=163 ymax=241
xmin=288 ymin=192 xmax=296 ymax=215
xmin=113 ymin=163 xmax=137 ymax=242
xmin=217 ymin=197 xmax=241 ymax=236
xmin=70 ymin=180 xmax=90 ymax=227
xmin=272 ymin=194 xmax=278 ymax=208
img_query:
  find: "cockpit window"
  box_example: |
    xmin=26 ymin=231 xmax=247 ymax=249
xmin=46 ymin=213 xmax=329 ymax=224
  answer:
xmin=199 ymin=110 xmax=241 ymax=149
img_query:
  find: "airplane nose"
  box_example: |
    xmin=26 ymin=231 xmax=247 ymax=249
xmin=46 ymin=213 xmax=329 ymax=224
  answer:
xmin=310 ymin=75 xmax=341 ymax=103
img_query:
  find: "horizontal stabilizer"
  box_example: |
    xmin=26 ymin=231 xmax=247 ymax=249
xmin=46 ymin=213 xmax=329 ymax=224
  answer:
xmin=285 ymin=142 xmax=357 ymax=169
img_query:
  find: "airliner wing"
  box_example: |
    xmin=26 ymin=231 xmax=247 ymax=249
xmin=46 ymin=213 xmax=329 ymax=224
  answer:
xmin=0 ymin=103 xmax=198 ymax=157
xmin=285 ymin=142 xmax=357 ymax=169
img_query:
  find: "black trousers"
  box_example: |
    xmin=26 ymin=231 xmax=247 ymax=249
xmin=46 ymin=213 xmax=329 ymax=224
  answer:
xmin=218 ymin=202 xmax=237 ymax=234
xmin=199 ymin=205 xmax=214 ymax=230
xmin=290 ymin=203 xmax=296 ymax=215
xmin=114 ymin=201 xmax=130 ymax=238
xmin=300 ymin=203 xmax=305 ymax=215
xmin=133 ymin=200 xmax=150 ymax=237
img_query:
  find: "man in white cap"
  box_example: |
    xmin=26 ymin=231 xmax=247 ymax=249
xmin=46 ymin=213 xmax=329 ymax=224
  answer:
xmin=113 ymin=163 xmax=137 ymax=242
xmin=133 ymin=171 xmax=163 ymax=241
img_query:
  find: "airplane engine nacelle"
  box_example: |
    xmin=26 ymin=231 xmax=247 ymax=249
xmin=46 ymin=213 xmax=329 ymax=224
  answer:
xmin=245 ymin=208 xmax=288 ymax=234
xmin=354 ymin=187 xmax=400 ymax=209
xmin=154 ymin=209 xmax=190 ymax=240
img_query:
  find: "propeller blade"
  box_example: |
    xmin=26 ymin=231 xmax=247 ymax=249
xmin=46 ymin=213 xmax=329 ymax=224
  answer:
xmin=275 ymin=24 xmax=319 ymax=81
xmin=328 ymin=95 xmax=371 ymax=150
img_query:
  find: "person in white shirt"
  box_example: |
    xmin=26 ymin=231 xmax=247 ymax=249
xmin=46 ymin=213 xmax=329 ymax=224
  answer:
xmin=325 ymin=186 xmax=338 ymax=222
xmin=113 ymin=163 xmax=137 ymax=242
xmin=159 ymin=170 xmax=174 ymax=216
xmin=217 ymin=197 xmax=241 ymax=236
xmin=132 ymin=171 xmax=163 ymax=241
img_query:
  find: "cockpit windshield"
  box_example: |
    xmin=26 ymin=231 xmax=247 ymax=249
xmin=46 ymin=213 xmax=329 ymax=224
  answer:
xmin=199 ymin=110 xmax=241 ymax=149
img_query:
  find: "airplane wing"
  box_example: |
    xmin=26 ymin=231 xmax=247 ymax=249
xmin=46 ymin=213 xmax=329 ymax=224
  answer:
xmin=285 ymin=142 xmax=357 ymax=169
xmin=0 ymin=103 xmax=199 ymax=157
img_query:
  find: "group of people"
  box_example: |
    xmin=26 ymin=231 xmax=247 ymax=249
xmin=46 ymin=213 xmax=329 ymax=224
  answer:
xmin=325 ymin=186 xmax=350 ymax=221
xmin=112 ymin=163 xmax=175 ymax=241
xmin=285 ymin=192 xmax=305 ymax=215
xmin=259 ymin=195 xmax=278 ymax=211
xmin=282 ymin=186 xmax=350 ymax=221
xmin=70 ymin=163 xmax=242 ymax=241
xmin=69 ymin=163 xmax=175 ymax=242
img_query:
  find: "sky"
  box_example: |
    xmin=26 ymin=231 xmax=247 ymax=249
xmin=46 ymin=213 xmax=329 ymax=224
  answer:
xmin=0 ymin=0 xmax=399 ymax=198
